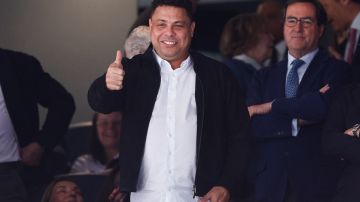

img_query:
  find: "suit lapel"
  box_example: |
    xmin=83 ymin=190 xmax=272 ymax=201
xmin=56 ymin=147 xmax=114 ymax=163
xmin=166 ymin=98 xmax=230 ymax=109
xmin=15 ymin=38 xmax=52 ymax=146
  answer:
xmin=297 ymin=51 xmax=327 ymax=95
xmin=277 ymin=60 xmax=288 ymax=98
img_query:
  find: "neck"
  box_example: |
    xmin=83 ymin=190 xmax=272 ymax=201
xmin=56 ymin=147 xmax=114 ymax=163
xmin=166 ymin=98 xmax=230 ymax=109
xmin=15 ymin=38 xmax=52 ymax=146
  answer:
xmin=104 ymin=147 xmax=117 ymax=163
xmin=245 ymin=50 xmax=264 ymax=64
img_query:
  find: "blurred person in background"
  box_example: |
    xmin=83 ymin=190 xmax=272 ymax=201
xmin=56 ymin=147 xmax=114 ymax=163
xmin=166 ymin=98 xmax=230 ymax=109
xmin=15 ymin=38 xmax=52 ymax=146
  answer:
xmin=257 ymin=0 xmax=287 ymax=66
xmin=41 ymin=177 xmax=84 ymax=202
xmin=124 ymin=26 xmax=151 ymax=59
xmin=0 ymin=48 xmax=75 ymax=202
xmin=71 ymin=112 xmax=122 ymax=174
xmin=219 ymin=13 xmax=273 ymax=97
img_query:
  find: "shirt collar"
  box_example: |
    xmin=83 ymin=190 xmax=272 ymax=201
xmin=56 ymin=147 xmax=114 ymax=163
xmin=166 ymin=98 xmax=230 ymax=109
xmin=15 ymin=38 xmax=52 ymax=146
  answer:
xmin=287 ymin=48 xmax=318 ymax=67
xmin=351 ymin=11 xmax=360 ymax=30
xmin=153 ymin=49 xmax=193 ymax=73
xmin=233 ymin=54 xmax=262 ymax=70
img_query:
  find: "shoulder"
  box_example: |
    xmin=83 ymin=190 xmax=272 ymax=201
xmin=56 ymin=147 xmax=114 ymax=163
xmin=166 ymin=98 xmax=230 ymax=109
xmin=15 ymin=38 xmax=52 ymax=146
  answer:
xmin=191 ymin=51 xmax=233 ymax=77
xmin=315 ymin=50 xmax=350 ymax=69
xmin=0 ymin=48 xmax=39 ymax=63
xmin=73 ymin=154 xmax=96 ymax=164
xmin=71 ymin=154 xmax=105 ymax=173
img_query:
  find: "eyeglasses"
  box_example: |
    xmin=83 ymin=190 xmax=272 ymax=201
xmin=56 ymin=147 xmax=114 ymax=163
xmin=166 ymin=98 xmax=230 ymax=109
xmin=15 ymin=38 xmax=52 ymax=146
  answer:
xmin=285 ymin=17 xmax=315 ymax=28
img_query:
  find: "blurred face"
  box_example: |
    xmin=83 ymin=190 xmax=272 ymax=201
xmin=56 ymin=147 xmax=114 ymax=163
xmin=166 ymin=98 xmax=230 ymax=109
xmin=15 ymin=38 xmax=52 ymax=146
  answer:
xmin=257 ymin=2 xmax=283 ymax=42
xmin=149 ymin=5 xmax=195 ymax=68
xmin=284 ymin=2 xmax=324 ymax=58
xmin=319 ymin=0 xmax=349 ymax=32
xmin=253 ymin=33 xmax=274 ymax=63
xmin=49 ymin=181 xmax=83 ymax=202
xmin=96 ymin=112 xmax=122 ymax=148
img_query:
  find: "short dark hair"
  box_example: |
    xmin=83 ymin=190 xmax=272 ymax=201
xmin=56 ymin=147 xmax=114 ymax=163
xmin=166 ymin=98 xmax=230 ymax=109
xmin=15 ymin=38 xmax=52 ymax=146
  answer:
xmin=150 ymin=0 xmax=194 ymax=21
xmin=284 ymin=0 xmax=327 ymax=26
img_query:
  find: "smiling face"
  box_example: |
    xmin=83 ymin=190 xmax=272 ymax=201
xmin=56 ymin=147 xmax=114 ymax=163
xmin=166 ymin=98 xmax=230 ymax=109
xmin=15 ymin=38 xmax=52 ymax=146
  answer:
xmin=96 ymin=112 xmax=122 ymax=149
xmin=49 ymin=181 xmax=83 ymax=202
xmin=284 ymin=2 xmax=324 ymax=58
xmin=149 ymin=5 xmax=195 ymax=68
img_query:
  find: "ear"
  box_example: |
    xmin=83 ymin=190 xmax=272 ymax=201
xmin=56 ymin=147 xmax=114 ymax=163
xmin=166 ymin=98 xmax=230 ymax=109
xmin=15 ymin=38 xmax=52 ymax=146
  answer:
xmin=149 ymin=18 xmax=153 ymax=30
xmin=190 ymin=22 xmax=196 ymax=37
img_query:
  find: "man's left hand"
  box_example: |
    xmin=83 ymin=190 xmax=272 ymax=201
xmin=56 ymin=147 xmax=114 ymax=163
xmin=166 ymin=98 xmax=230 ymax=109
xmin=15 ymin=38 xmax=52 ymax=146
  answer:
xmin=199 ymin=186 xmax=230 ymax=202
xmin=20 ymin=142 xmax=44 ymax=166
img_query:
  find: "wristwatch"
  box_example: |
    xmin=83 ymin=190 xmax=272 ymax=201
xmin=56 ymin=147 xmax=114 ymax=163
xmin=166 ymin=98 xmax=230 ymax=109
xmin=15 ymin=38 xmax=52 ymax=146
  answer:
xmin=352 ymin=124 xmax=360 ymax=138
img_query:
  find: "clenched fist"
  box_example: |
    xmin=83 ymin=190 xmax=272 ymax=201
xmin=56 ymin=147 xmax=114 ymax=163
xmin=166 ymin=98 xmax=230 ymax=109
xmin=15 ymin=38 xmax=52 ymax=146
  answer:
xmin=106 ymin=50 xmax=125 ymax=90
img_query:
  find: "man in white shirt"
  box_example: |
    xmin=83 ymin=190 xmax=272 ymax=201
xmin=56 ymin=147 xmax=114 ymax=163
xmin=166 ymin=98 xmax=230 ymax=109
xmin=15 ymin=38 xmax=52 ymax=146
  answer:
xmin=88 ymin=0 xmax=252 ymax=202
xmin=0 ymin=48 xmax=75 ymax=202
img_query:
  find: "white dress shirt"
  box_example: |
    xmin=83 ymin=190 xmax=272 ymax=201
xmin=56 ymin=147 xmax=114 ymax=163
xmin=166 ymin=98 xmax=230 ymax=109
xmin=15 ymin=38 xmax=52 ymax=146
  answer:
xmin=130 ymin=51 xmax=198 ymax=202
xmin=287 ymin=49 xmax=318 ymax=136
xmin=0 ymin=85 xmax=21 ymax=162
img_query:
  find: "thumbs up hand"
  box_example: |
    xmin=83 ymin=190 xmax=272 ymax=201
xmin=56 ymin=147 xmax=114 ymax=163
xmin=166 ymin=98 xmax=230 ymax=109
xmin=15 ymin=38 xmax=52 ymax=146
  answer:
xmin=106 ymin=50 xmax=125 ymax=90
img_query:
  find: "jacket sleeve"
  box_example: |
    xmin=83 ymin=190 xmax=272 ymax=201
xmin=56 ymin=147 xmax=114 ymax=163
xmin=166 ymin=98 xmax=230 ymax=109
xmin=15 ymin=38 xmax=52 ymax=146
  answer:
xmin=25 ymin=55 xmax=75 ymax=150
xmin=271 ymin=92 xmax=327 ymax=122
xmin=322 ymin=87 xmax=360 ymax=164
xmin=271 ymin=62 xmax=350 ymax=123
xmin=87 ymin=73 xmax=125 ymax=113
xmin=218 ymin=68 xmax=253 ymax=198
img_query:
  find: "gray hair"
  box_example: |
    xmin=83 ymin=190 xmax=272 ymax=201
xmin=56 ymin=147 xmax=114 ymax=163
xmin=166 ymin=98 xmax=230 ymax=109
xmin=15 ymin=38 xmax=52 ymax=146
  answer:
xmin=124 ymin=25 xmax=151 ymax=59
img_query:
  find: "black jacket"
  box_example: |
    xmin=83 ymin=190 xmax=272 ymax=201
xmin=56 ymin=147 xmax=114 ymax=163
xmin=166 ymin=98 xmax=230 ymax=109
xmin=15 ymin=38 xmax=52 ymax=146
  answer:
xmin=0 ymin=48 xmax=75 ymax=150
xmin=88 ymin=48 xmax=252 ymax=197
xmin=323 ymin=84 xmax=360 ymax=202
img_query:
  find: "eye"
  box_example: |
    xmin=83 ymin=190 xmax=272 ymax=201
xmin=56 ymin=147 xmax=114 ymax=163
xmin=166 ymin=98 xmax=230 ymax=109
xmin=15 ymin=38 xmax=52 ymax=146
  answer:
xmin=286 ymin=17 xmax=297 ymax=25
xmin=157 ymin=23 xmax=166 ymax=28
xmin=301 ymin=18 xmax=314 ymax=26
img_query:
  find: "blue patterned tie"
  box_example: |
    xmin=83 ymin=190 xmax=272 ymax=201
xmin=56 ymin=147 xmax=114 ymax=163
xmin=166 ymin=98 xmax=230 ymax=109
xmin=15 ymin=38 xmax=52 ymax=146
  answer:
xmin=286 ymin=59 xmax=305 ymax=98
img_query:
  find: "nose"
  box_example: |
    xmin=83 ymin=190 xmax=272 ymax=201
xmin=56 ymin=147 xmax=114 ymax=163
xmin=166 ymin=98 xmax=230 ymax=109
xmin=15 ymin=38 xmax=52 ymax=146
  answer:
xmin=164 ymin=26 xmax=175 ymax=36
xmin=294 ymin=21 xmax=304 ymax=31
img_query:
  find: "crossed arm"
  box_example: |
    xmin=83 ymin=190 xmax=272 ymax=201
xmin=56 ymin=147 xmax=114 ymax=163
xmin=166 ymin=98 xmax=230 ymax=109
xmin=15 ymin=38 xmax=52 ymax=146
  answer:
xmin=248 ymin=84 xmax=330 ymax=124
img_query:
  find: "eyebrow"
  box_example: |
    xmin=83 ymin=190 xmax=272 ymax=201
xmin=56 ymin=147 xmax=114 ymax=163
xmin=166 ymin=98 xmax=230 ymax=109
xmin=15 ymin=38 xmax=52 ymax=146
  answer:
xmin=286 ymin=16 xmax=314 ymax=19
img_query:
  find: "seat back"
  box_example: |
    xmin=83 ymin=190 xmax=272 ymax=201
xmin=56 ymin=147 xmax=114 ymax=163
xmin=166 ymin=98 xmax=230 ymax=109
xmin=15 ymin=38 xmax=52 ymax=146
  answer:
xmin=62 ymin=121 xmax=93 ymax=165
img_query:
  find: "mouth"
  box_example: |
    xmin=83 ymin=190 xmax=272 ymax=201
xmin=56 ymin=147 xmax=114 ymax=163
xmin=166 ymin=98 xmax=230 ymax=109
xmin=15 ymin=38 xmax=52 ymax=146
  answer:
xmin=161 ymin=40 xmax=177 ymax=46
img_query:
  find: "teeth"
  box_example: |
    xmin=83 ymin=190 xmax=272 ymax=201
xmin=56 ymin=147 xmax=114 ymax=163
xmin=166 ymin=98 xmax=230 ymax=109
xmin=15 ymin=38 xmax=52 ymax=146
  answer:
xmin=163 ymin=41 xmax=175 ymax=45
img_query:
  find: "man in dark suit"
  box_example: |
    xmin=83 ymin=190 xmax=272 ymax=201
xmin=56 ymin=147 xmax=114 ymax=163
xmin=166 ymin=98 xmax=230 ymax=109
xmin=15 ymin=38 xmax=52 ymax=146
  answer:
xmin=322 ymin=83 xmax=360 ymax=202
xmin=319 ymin=0 xmax=360 ymax=82
xmin=247 ymin=0 xmax=350 ymax=201
xmin=0 ymin=48 xmax=75 ymax=202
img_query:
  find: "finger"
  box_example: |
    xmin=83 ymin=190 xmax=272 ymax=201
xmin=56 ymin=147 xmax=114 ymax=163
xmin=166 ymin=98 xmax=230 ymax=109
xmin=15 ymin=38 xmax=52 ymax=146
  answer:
xmin=107 ymin=83 xmax=122 ymax=91
xmin=108 ymin=66 xmax=125 ymax=76
xmin=114 ymin=50 xmax=122 ymax=65
xmin=199 ymin=195 xmax=211 ymax=202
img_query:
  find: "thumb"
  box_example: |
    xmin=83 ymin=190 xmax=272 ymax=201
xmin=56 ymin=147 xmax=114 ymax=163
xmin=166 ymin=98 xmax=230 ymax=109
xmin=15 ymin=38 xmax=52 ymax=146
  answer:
xmin=114 ymin=50 xmax=123 ymax=65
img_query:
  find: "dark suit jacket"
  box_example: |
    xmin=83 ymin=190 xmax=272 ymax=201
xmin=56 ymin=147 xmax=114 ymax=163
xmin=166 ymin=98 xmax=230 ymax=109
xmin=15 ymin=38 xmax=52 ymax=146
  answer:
xmin=351 ymin=36 xmax=360 ymax=83
xmin=222 ymin=58 xmax=257 ymax=98
xmin=247 ymin=50 xmax=351 ymax=200
xmin=247 ymin=50 xmax=350 ymax=140
xmin=323 ymin=84 xmax=360 ymax=202
xmin=0 ymin=48 xmax=75 ymax=151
